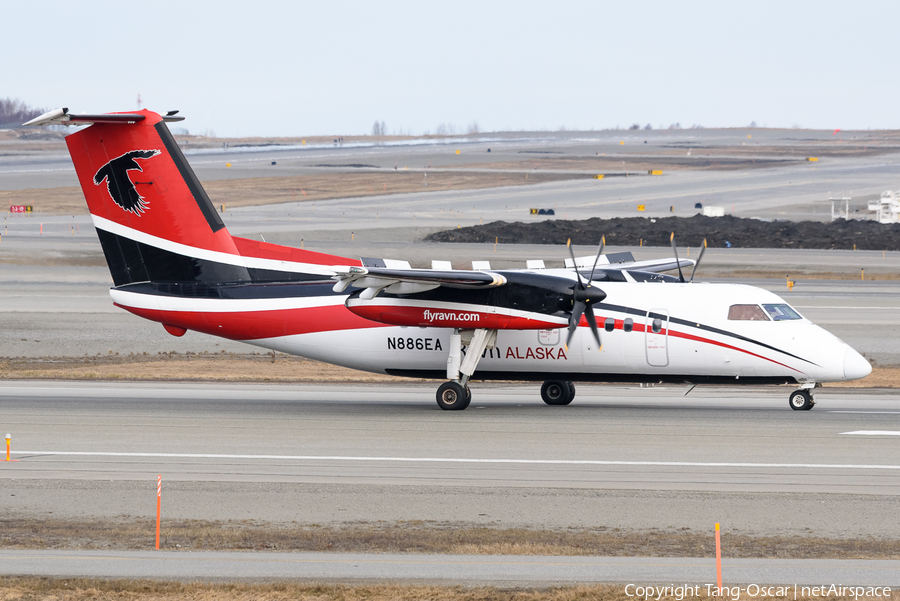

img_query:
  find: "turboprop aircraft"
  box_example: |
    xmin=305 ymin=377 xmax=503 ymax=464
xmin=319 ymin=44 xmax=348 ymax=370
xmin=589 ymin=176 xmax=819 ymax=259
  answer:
xmin=25 ymin=107 xmax=872 ymax=411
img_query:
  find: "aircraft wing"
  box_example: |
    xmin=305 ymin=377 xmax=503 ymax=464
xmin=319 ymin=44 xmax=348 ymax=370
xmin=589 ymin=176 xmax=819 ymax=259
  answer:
xmin=598 ymin=257 xmax=695 ymax=274
xmin=333 ymin=266 xmax=507 ymax=298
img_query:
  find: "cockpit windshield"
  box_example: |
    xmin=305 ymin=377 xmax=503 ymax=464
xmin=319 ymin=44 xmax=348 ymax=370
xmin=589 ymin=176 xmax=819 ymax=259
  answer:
xmin=762 ymin=303 xmax=802 ymax=321
xmin=728 ymin=304 xmax=769 ymax=321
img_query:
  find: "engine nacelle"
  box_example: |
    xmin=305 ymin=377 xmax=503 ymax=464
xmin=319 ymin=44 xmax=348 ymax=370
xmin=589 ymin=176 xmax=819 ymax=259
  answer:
xmin=345 ymin=297 xmax=565 ymax=330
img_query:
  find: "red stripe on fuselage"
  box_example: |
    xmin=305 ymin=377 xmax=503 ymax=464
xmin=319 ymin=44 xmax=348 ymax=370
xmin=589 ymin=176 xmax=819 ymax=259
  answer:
xmin=348 ymin=303 xmax=562 ymax=329
xmin=116 ymin=303 xmax=386 ymax=340
xmin=585 ymin=314 xmax=804 ymax=374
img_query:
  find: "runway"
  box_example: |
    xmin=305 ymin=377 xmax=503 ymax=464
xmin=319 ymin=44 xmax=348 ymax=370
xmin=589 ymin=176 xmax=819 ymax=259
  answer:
xmin=3 ymin=128 xmax=900 ymax=584
xmin=2 ymin=549 xmax=898 ymax=586
xmin=2 ymin=381 xmax=899 ymax=540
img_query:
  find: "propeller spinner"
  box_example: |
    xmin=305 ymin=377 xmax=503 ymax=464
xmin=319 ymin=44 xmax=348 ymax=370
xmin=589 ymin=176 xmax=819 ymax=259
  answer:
xmin=565 ymin=238 xmax=607 ymax=351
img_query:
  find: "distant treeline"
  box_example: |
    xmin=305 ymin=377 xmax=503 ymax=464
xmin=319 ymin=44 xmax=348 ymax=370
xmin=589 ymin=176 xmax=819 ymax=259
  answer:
xmin=0 ymin=98 xmax=45 ymax=128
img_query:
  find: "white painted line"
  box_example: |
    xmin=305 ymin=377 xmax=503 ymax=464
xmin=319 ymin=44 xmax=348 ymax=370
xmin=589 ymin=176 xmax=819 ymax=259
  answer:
xmin=10 ymin=451 xmax=900 ymax=470
xmin=830 ymin=411 xmax=900 ymax=414
xmin=794 ymin=306 xmax=900 ymax=310
xmin=840 ymin=431 xmax=900 ymax=436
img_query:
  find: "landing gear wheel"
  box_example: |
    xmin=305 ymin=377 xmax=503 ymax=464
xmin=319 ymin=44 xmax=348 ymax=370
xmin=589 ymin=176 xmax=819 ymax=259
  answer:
xmin=564 ymin=381 xmax=576 ymax=404
xmin=542 ymin=380 xmax=575 ymax=406
xmin=437 ymin=381 xmax=471 ymax=410
xmin=789 ymin=390 xmax=814 ymax=411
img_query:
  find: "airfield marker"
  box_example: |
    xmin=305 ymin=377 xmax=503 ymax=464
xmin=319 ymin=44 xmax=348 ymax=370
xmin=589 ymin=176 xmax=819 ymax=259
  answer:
xmin=5 ymin=434 xmax=9 ymax=461
xmin=715 ymin=523 xmax=722 ymax=592
xmin=156 ymin=475 xmax=161 ymax=550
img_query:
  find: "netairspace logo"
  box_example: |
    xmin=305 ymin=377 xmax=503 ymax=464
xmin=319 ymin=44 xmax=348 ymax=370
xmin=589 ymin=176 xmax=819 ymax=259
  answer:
xmin=422 ymin=309 xmax=480 ymax=323
xmin=624 ymin=584 xmax=892 ymax=600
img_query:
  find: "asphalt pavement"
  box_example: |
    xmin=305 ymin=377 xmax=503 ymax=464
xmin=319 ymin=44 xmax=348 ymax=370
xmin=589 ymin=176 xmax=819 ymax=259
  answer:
xmin=2 ymin=549 xmax=898 ymax=586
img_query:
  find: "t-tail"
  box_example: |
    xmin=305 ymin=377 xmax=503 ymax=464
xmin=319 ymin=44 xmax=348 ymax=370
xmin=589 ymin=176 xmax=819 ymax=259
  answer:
xmin=26 ymin=107 xmax=354 ymax=286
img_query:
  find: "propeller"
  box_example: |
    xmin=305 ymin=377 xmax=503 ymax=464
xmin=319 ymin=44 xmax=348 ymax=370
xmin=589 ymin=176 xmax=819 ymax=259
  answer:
xmin=565 ymin=239 xmax=607 ymax=351
xmin=669 ymin=232 xmax=685 ymax=283
xmin=689 ymin=238 xmax=707 ymax=282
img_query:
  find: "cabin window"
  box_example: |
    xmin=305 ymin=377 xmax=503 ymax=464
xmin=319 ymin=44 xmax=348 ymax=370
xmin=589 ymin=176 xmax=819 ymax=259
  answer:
xmin=651 ymin=318 xmax=662 ymax=333
xmin=604 ymin=317 xmax=615 ymax=332
xmin=763 ymin=303 xmax=802 ymax=321
xmin=728 ymin=304 xmax=769 ymax=321
xmin=623 ymin=318 xmax=633 ymax=332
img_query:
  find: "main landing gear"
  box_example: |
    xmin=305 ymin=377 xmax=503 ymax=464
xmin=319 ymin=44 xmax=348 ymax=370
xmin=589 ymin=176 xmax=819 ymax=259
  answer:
xmin=436 ymin=381 xmax=471 ymax=410
xmin=436 ymin=328 xmax=497 ymax=411
xmin=541 ymin=380 xmax=576 ymax=406
xmin=789 ymin=386 xmax=816 ymax=411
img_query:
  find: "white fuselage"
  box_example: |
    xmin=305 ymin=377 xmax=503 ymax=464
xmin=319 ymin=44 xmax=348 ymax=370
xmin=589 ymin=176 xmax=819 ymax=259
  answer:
xmin=110 ymin=280 xmax=866 ymax=385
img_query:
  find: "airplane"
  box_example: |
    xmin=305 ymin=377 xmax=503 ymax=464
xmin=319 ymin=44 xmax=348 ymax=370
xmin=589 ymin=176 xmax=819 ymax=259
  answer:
xmin=24 ymin=107 xmax=872 ymax=411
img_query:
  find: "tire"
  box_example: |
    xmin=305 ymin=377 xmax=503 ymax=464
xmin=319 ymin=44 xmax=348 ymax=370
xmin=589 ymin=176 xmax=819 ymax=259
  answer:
xmin=541 ymin=381 xmax=574 ymax=406
xmin=564 ymin=381 xmax=576 ymax=405
xmin=789 ymin=390 xmax=813 ymax=411
xmin=437 ymin=381 xmax=471 ymax=410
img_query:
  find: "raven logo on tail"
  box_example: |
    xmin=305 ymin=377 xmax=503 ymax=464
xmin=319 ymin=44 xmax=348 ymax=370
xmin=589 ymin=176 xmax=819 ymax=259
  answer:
xmin=93 ymin=149 xmax=161 ymax=215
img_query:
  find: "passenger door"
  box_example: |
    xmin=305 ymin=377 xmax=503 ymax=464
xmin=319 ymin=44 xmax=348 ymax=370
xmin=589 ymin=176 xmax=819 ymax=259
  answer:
xmin=645 ymin=309 xmax=669 ymax=367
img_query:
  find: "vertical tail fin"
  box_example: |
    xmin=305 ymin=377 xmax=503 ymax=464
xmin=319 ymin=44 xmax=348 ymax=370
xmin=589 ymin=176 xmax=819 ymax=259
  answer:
xmin=65 ymin=109 xmax=250 ymax=286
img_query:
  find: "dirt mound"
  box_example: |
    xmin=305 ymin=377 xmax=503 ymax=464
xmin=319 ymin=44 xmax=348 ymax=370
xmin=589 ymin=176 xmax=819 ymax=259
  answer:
xmin=425 ymin=214 xmax=900 ymax=250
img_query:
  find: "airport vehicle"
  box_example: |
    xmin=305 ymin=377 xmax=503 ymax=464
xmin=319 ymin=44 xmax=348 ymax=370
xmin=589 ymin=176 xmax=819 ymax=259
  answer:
xmin=25 ymin=108 xmax=872 ymax=411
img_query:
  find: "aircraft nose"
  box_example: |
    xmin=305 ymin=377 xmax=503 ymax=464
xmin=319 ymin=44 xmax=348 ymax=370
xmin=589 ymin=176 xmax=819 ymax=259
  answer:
xmin=843 ymin=346 xmax=872 ymax=381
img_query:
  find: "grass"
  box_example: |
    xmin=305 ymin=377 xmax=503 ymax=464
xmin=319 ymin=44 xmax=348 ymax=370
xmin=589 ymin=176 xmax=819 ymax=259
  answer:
xmin=2 ymin=578 xmax=894 ymax=601
xmin=1 ymin=518 xmax=898 ymax=560
xmin=0 ymin=580 xmax=655 ymax=601
xmin=0 ymin=170 xmax=590 ymax=216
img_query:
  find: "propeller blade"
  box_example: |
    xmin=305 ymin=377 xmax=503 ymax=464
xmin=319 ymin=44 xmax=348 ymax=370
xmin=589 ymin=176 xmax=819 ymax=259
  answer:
xmin=670 ymin=232 xmax=685 ymax=283
xmin=689 ymin=238 xmax=707 ymax=283
xmin=583 ymin=304 xmax=602 ymax=351
xmin=587 ymin=235 xmax=606 ymax=284
xmin=567 ymin=238 xmax=585 ymax=288
xmin=566 ymin=299 xmax=586 ymax=349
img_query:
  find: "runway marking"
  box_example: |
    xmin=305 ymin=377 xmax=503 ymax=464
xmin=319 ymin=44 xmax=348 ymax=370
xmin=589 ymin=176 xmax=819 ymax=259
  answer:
xmin=11 ymin=451 xmax=900 ymax=470
xmin=794 ymin=306 xmax=900 ymax=310
xmin=830 ymin=411 xmax=900 ymax=414
xmin=840 ymin=431 xmax=900 ymax=436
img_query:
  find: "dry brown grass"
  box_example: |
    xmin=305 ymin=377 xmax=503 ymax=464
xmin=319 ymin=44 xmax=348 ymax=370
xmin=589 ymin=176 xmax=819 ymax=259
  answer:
xmin=0 ymin=579 xmax=633 ymax=601
xmin=0 ymin=353 xmax=422 ymax=383
xmin=1 ymin=518 xmax=898 ymax=560
xmin=0 ymin=170 xmax=589 ymax=216
xmin=1 ymin=353 xmax=896 ymax=388
xmin=2 ymin=578 xmax=896 ymax=601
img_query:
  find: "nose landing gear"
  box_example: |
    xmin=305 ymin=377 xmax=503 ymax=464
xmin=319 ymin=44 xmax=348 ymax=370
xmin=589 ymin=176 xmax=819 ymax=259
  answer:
xmin=789 ymin=388 xmax=816 ymax=411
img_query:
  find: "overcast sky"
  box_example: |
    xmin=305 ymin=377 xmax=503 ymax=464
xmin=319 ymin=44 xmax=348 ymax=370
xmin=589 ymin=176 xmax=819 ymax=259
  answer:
xmin=4 ymin=1 xmax=898 ymax=137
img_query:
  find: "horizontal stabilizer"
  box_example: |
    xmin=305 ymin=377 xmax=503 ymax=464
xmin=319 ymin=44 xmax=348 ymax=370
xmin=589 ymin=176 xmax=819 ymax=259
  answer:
xmin=24 ymin=107 xmax=184 ymax=127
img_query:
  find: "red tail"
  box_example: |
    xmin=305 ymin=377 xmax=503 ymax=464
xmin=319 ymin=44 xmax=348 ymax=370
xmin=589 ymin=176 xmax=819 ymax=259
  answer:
xmin=61 ymin=109 xmax=356 ymax=286
xmin=67 ymin=109 xmax=239 ymax=257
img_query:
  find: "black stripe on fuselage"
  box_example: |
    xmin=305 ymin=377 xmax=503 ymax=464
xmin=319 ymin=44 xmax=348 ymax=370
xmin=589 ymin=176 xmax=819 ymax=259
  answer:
xmin=153 ymin=121 xmax=226 ymax=234
xmin=385 ymin=369 xmax=798 ymax=385
xmin=96 ymin=229 xmax=328 ymax=287
xmin=116 ymin=279 xmax=340 ymax=300
xmin=596 ymin=301 xmax=819 ymax=367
